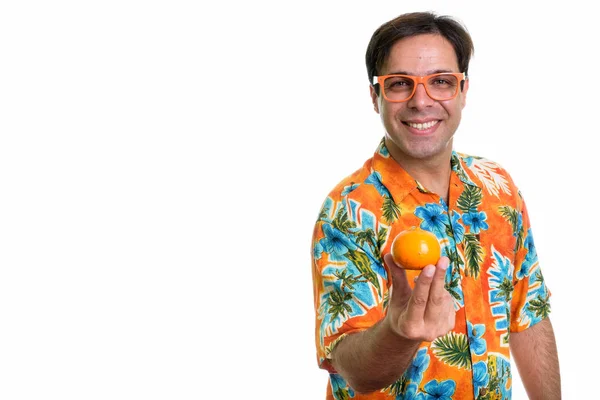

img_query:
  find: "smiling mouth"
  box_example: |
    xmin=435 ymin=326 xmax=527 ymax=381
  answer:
xmin=404 ymin=120 xmax=439 ymax=130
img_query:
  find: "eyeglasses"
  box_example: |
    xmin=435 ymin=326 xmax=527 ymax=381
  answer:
xmin=372 ymin=72 xmax=466 ymax=102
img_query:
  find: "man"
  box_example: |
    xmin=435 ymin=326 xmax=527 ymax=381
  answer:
xmin=311 ymin=11 xmax=560 ymax=399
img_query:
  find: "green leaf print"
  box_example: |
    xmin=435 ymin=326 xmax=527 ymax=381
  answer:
xmin=345 ymin=249 xmax=381 ymax=297
xmin=535 ymin=271 xmax=544 ymax=284
xmin=477 ymin=354 xmax=512 ymax=400
xmin=457 ymin=185 xmax=483 ymax=214
xmin=496 ymin=277 xmax=514 ymax=302
xmin=326 ymin=286 xmax=353 ymax=321
xmin=445 ymin=275 xmax=462 ymax=301
xmin=451 ymin=153 xmax=472 ymax=184
xmin=527 ymin=293 xmax=551 ymax=319
xmin=318 ymin=203 xmax=330 ymax=220
xmin=332 ymin=269 xmax=367 ymax=292
xmin=355 ymin=229 xmax=376 ymax=252
xmin=386 ymin=376 xmax=407 ymax=396
xmin=382 ymin=195 xmax=401 ymax=224
xmin=464 ymin=233 xmax=484 ymax=277
xmin=446 ymin=246 xmax=465 ymax=269
xmin=432 ymin=331 xmax=471 ymax=369
xmin=382 ymin=290 xmax=390 ymax=310
xmin=502 ymin=305 xmax=511 ymax=345
xmin=498 ymin=205 xmax=524 ymax=251
xmin=334 ymin=387 xmax=352 ymax=400
xmin=355 ymin=227 xmax=386 ymax=260
xmin=377 ymin=226 xmax=388 ymax=253
xmin=332 ymin=207 xmax=357 ymax=234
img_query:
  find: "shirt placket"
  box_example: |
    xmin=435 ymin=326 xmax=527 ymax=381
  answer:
xmin=447 ymin=176 xmax=489 ymax=400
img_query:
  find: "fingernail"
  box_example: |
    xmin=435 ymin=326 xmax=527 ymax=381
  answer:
xmin=439 ymin=256 xmax=450 ymax=271
xmin=422 ymin=266 xmax=435 ymax=277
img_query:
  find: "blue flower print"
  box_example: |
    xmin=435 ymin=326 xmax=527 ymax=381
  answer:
xmin=378 ymin=141 xmax=390 ymax=157
xmin=449 ymin=211 xmax=464 ymax=243
xmin=319 ymin=224 xmax=357 ymax=261
xmin=415 ymin=203 xmax=447 ymax=235
xmin=472 ymin=361 xmax=489 ymax=396
xmin=462 ymin=211 xmax=489 ymax=234
xmin=404 ymin=347 xmax=430 ymax=383
xmin=467 ymin=321 xmax=487 ymax=356
xmin=524 ymin=229 xmax=537 ymax=267
xmin=330 ymin=374 xmax=354 ymax=399
xmin=365 ymin=171 xmax=392 ymax=198
xmin=421 ymin=379 xmax=456 ymax=399
xmin=313 ymin=240 xmax=324 ymax=260
xmin=516 ymin=229 xmax=538 ymax=280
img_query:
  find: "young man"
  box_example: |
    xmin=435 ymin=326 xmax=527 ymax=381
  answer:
xmin=311 ymin=12 xmax=560 ymax=399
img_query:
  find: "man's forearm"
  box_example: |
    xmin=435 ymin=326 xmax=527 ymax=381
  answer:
xmin=510 ymin=317 xmax=561 ymax=399
xmin=330 ymin=318 xmax=422 ymax=393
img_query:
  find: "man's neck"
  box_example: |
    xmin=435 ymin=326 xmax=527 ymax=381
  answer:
xmin=409 ymin=163 xmax=452 ymax=203
xmin=387 ymin=144 xmax=453 ymax=203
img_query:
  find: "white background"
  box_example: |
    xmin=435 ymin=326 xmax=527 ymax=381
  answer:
xmin=0 ymin=1 xmax=594 ymax=399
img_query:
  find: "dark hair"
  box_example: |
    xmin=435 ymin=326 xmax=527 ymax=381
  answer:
xmin=366 ymin=11 xmax=474 ymax=93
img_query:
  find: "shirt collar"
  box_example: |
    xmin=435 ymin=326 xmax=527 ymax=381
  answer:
xmin=371 ymin=138 xmax=480 ymax=202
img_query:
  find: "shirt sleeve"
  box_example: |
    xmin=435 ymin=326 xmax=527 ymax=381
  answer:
xmin=509 ymin=191 xmax=552 ymax=333
xmin=311 ymin=204 xmax=387 ymax=373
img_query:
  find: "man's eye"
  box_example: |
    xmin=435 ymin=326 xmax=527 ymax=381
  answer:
xmin=386 ymin=79 xmax=412 ymax=89
xmin=429 ymin=76 xmax=457 ymax=87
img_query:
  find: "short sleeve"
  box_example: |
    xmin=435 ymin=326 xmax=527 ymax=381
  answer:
xmin=510 ymin=192 xmax=551 ymax=333
xmin=311 ymin=200 xmax=388 ymax=372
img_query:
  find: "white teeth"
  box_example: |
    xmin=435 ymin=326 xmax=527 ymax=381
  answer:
xmin=407 ymin=121 xmax=438 ymax=130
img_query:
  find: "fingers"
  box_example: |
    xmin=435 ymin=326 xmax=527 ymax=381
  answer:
xmin=424 ymin=257 xmax=452 ymax=318
xmin=383 ymin=253 xmax=411 ymax=306
xmin=405 ymin=257 xmax=451 ymax=323
xmin=427 ymin=257 xmax=450 ymax=301
xmin=403 ymin=264 xmax=435 ymax=322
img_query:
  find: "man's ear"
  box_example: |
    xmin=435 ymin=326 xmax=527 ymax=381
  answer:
xmin=369 ymin=85 xmax=380 ymax=114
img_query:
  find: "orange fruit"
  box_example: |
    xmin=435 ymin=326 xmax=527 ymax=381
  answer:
xmin=391 ymin=227 xmax=441 ymax=270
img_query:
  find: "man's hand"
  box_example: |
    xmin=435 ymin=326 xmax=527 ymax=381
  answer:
xmin=329 ymin=254 xmax=457 ymax=392
xmin=383 ymin=253 xmax=456 ymax=342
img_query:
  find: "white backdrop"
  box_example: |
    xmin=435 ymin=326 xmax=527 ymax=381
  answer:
xmin=0 ymin=1 xmax=594 ymax=399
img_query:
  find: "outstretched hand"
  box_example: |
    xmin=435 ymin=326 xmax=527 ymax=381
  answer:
xmin=383 ymin=253 xmax=456 ymax=342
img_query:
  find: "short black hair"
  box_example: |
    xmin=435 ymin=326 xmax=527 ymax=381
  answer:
xmin=366 ymin=11 xmax=474 ymax=93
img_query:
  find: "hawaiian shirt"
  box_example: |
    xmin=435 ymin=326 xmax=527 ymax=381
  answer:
xmin=311 ymin=139 xmax=551 ymax=399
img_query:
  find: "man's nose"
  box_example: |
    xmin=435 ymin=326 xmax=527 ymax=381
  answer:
xmin=407 ymin=83 xmax=435 ymax=109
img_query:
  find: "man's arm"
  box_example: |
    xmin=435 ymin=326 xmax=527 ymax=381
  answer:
xmin=330 ymin=312 xmax=421 ymax=393
xmin=330 ymin=254 xmax=455 ymax=393
xmin=510 ymin=317 xmax=561 ymax=399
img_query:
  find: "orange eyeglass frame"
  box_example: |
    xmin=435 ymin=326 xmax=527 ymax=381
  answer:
xmin=372 ymin=72 xmax=467 ymax=102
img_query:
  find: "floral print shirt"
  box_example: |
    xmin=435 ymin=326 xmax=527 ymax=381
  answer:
xmin=311 ymin=139 xmax=551 ymax=399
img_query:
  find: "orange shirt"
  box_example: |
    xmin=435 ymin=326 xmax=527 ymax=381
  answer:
xmin=311 ymin=139 xmax=551 ymax=399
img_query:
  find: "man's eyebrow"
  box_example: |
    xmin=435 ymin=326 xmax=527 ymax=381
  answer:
xmin=386 ymin=70 xmax=411 ymax=76
xmin=385 ymin=69 xmax=456 ymax=76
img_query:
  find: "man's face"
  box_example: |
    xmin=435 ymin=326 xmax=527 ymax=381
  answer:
xmin=370 ymin=34 xmax=469 ymax=162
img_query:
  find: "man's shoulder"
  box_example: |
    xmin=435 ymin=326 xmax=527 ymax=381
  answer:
xmin=324 ymin=158 xmax=374 ymax=201
xmin=454 ymin=151 xmax=514 ymax=177
xmin=454 ymin=151 xmax=503 ymax=168
xmin=453 ymin=151 xmax=521 ymax=200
